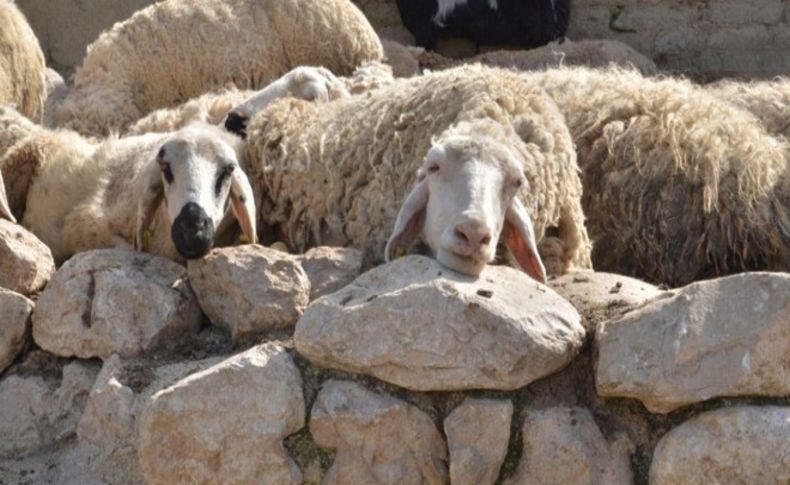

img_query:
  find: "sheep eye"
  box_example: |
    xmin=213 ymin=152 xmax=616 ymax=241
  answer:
xmin=428 ymin=164 xmax=440 ymax=173
xmin=160 ymin=162 xmax=174 ymax=184
xmin=513 ymin=179 xmax=524 ymax=189
xmin=215 ymin=166 xmax=234 ymax=197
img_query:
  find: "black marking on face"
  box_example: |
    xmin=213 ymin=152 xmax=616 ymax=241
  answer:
xmin=161 ymin=163 xmax=174 ymax=184
xmin=215 ymin=165 xmax=234 ymax=197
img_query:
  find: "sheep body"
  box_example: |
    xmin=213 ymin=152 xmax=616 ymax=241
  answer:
xmin=707 ymin=77 xmax=790 ymax=140
xmin=245 ymin=64 xmax=592 ymax=274
xmin=0 ymin=0 xmax=46 ymax=121
xmin=522 ymin=66 xmax=790 ymax=285
xmin=57 ymin=0 xmax=383 ymax=136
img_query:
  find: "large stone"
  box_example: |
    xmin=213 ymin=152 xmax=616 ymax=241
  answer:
xmin=296 ymin=246 xmax=363 ymax=301
xmin=295 ymin=256 xmax=584 ymax=391
xmin=138 ymin=344 xmax=305 ymax=485
xmin=444 ymin=398 xmax=512 ymax=485
xmin=0 ymin=288 xmax=33 ymax=372
xmin=505 ymin=407 xmax=633 ymax=485
xmin=310 ymin=380 xmax=447 ymax=485
xmin=188 ymin=245 xmax=310 ymax=342
xmin=32 ymin=249 xmax=202 ymax=360
xmin=650 ymin=406 xmax=790 ymax=484
xmin=0 ymin=358 xmax=99 ymax=458
xmin=596 ymin=272 xmax=790 ymax=413
xmin=0 ymin=219 xmax=55 ymax=295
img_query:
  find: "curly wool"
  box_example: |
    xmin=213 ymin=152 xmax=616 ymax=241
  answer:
xmin=707 ymin=77 xmax=790 ymax=140
xmin=0 ymin=0 xmax=46 ymax=122
xmin=245 ymin=64 xmax=591 ymax=274
xmin=522 ymin=65 xmax=790 ymax=285
xmin=57 ymin=0 xmax=383 ymax=136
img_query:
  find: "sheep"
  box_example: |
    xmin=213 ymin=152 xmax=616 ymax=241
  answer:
xmin=706 ymin=77 xmax=790 ymax=140
xmin=396 ymin=0 xmax=570 ymax=52
xmin=56 ymin=0 xmax=383 ymax=136
xmin=43 ymin=68 xmax=70 ymax=129
xmin=520 ymin=66 xmax=790 ymax=286
xmin=241 ymin=64 xmax=592 ymax=280
xmin=0 ymin=0 xmax=46 ymax=122
xmin=0 ymin=107 xmax=257 ymax=264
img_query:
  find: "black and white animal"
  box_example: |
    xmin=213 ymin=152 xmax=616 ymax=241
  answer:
xmin=396 ymin=0 xmax=570 ymax=51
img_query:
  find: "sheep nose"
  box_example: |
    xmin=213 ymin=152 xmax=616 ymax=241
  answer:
xmin=172 ymin=202 xmax=215 ymax=259
xmin=224 ymin=111 xmax=249 ymax=138
xmin=453 ymin=220 xmax=492 ymax=253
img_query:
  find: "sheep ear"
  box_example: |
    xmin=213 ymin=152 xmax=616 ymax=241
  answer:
xmin=134 ymin=162 xmax=163 ymax=252
xmin=386 ymin=179 xmax=429 ymax=261
xmin=229 ymin=168 xmax=257 ymax=244
xmin=503 ymin=198 xmax=547 ymax=284
xmin=0 ymin=170 xmax=15 ymax=223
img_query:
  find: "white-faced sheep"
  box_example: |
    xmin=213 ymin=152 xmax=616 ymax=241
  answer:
xmin=239 ymin=64 xmax=593 ymax=280
xmin=56 ymin=0 xmax=383 ymax=136
xmin=522 ymin=66 xmax=790 ymax=286
xmin=707 ymin=77 xmax=790 ymax=140
xmin=0 ymin=0 xmax=46 ymax=122
xmin=0 ymin=107 xmax=256 ymax=263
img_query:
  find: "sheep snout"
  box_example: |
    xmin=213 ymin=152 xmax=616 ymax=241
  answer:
xmin=171 ymin=202 xmax=215 ymax=259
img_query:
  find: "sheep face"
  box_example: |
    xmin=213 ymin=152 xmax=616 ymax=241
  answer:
xmin=386 ymin=133 xmax=547 ymax=282
xmin=135 ymin=125 xmax=257 ymax=259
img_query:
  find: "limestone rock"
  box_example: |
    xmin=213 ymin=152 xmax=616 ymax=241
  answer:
xmin=32 ymin=249 xmax=202 ymax=360
xmin=505 ymin=407 xmax=633 ymax=485
xmin=596 ymin=272 xmax=790 ymax=413
xmin=310 ymin=380 xmax=447 ymax=485
xmin=138 ymin=344 xmax=305 ymax=485
xmin=650 ymin=406 xmax=790 ymax=484
xmin=296 ymin=246 xmax=363 ymax=300
xmin=187 ymin=245 xmax=310 ymax=342
xmin=0 ymin=219 xmax=55 ymax=295
xmin=0 ymin=359 xmax=99 ymax=458
xmin=296 ymin=256 xmax=584 ymax=391
xmin=0 ymin=288 xmax=33 ymax=372
xmin=444 ymin=398 xmax=512 ymax=485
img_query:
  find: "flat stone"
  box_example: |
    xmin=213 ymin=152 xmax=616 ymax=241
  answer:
xmin=32 ymin=249 xmax=202 ymax=360
xmin=444 ymin=398 xmax=512 ymax=485
xmin=310 ymin=380 xmax=447 ymax=485
xmin=295 ymin=256 xmax=584 ymax=391
xmin=0 ymin=219 xmax=55 ymax=295
xmin=296 ymin=246 xmax=363 ymax=300
xmin=505 ymin=407 xmax=633 ymax=485
xmin=596 ymin=272 xmax=790 ymax=413
xmin=138 ymin=344 xmax=304 ymax=485
xmin=650 ymin=406 xmax=790 ymax=484
xmin=187 ymin=245 xmax=310 ymax=342
xmin=0 ymin=288 xmax=33 ymax=372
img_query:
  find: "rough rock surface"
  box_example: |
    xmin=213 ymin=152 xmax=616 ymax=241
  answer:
xmin=0 ymin=359 xmax=99 ymax=458
xmin=311 ymin=380 xmax=447 ymax=485
xmin=650 ymin=406 xmax=790 ymax=484
xmin=505 ymin=407 xmax=633 ymax=485
xmin=32 ymin=249 xmax=202 ymax=359
xmin=596 ymin=272 xmax=790 ymax=413
xmin=0 ymin=288 xmax=34 ymax=372
xmin=0 ymin=219 xmax=55 ymax=295
xmin=444 ymin=398 xmax=513 ymax=485
xmin=188 ymin=246 xmax=310 ymax=342
xmin=296 ymin=256 xmax=584 ymax=391
xmin=296 ymin=246 xmax=363 ymax=301
xmin=138 ymin=344 xmax=305 ymax=485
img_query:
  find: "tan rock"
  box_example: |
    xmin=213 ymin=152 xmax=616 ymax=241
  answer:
xmin=650 ymin=406 xmax=790 ymax=484
xmin=32 ymin=249 xmax=202 ymax=359
xmin=0 ymin=288 xmax=33 ymax=372
xmin=310 ymin=380 xmax=447 ymax=485
xmin=596 ymin=272 xmax=790 ymax=413
xmin=295 ymin=256 xmax=584 ymax=391
xmin=296 ymin=246 xmax=363 ymax=300
xmin=187 ymin=245 xmax=310 ymax=342
xmin=0 ymin=219 xmax=55 ymax=295
xmin=138 ymin=344 xmax=304 ymax=485
xmin=444 ymin=398 xmax=512 ymax=485
xmin=506 ymin=407 xmax=633 ymax=485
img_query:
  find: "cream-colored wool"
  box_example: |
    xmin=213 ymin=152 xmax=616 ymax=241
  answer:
xmin=245 ymin=64 xmax=592 ymax=274
xmin=522 ymin=66 xmax=790 ymax=286
xmin=0 ymin=0 xmax=46 ymax=122
xmin=57 ymin=0 xmax=383 ymax=136
xmin=707 ymin=77 xmax=790 ymax=140
xmin=0 ymin=107 xmax=244 ymax=263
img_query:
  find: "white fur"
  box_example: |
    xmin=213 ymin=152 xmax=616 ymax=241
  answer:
xmin=433 ymin=0 xmax=499 ymax=26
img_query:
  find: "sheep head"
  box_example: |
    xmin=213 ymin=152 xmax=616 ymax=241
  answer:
xmin=386 ymin=121 xmax=547 ymax=283
xmin=134 ymin=124 xmax=257 ymax=259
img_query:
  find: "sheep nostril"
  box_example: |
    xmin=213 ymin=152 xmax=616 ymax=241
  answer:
xmin=480 ymin=234 xmax=492 ymax=246
xmin=454 ymin=227 xmax=470 ymax=244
